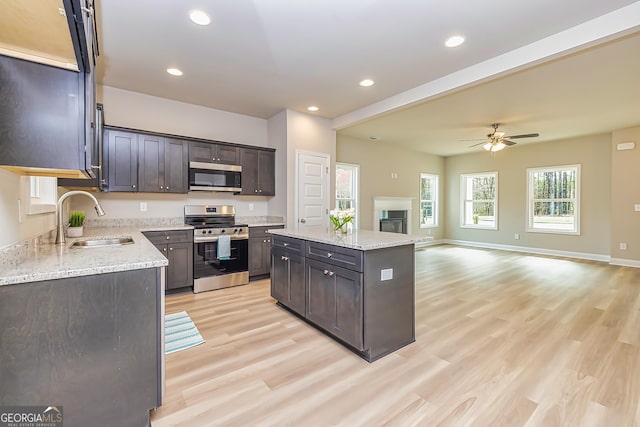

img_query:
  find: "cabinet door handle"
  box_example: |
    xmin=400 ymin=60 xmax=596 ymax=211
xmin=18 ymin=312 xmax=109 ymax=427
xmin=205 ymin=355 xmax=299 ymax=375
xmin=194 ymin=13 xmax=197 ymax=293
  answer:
xmin=259 ymin=189 xmax=262 ymax=193
xmin=166 ymin=186 xmax=169 ymax=190
xmin=169 ymin=247 xmax=173 ymax=251
xmin=255 ymin=189 xmax=258 ymax=193
xmin=327 ymin=252 xmax=332 ymax=258
xmin=217 ymin=158 xmax=221 ymax=161
xmin=283 ymin=243 xmax=289 ymax=247
xmin=162 ymin=248 xmax=167 ymax=252
xmin=132 ymin=184 xmax=136 ymax=189
xmin=166 ymin=236 xmax=170 ymax=240
xmin=328 ymin=271 xmax=335 ymax=276
xmin=323 ymin=269 xmax=329 ymax=275
xmin=281 ymin=256 xmax=289 ymax=261
xmin=160 ymin=185 xmax=164 ymax=190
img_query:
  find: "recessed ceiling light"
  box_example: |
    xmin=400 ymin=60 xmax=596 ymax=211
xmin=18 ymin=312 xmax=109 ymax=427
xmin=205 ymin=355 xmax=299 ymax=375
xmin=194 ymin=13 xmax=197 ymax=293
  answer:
xmin=166 ymin=68 xmax=183 ymax=76
xmin=445 ymin=35 xmax=465 ymax=48
xmin=189 ymin=10 xmax=211 ymax=26
xmin=359 ymin=79 xmax=374 ymax=87
xmin=307 ymin=106 xmax=319 ymax=112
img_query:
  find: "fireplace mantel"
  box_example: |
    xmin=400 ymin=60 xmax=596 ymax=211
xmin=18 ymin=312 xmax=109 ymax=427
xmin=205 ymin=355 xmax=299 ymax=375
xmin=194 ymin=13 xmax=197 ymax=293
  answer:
xmin=373 ymin=197 xmax=414 ymax=233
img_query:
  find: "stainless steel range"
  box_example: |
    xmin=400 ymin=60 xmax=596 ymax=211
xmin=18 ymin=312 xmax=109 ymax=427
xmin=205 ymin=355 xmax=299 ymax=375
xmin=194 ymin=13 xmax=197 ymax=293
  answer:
xmin=184 ymin=205 xmax=249 ymax=293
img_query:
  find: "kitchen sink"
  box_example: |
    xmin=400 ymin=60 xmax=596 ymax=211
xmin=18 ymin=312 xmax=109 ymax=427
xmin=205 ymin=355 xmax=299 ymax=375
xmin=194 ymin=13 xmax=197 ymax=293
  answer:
xmin=70 ymin=237 xmax=134 ymax=248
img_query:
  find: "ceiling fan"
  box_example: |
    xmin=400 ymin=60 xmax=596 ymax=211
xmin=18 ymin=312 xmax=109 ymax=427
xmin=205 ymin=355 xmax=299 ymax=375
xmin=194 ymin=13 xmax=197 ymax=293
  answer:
xmin=468 ymin=123 xmax=539 ymax=152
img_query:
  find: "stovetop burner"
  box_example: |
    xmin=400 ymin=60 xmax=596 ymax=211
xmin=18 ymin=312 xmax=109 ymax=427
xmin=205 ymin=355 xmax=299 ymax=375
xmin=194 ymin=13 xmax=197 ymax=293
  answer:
xmin=185 ymin=205 xmax=249 ymax=241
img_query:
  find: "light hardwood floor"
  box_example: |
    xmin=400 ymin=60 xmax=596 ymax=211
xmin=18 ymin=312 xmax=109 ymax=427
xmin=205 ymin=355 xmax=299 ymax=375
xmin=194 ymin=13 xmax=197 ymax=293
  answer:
xmin=151 ymin=244 xmax=640 ymax=426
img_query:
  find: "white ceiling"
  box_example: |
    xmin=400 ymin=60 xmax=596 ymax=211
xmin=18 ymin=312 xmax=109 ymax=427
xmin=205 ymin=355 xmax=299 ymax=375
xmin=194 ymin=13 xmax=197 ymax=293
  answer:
xmin=96 ymin=0 xmax=640 ymax=156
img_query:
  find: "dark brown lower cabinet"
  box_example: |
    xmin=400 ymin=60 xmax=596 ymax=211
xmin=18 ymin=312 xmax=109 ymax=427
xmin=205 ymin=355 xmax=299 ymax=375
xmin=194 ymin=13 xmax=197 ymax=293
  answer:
xmin=143 ymin=230 xmax=193 ymax=291
xmin=306 ymin=259 xmax=363 ymax=350
xmin=0 ymin=268 xmax=162 ymax=427
xmin=271 ymin=247 xmax=306 ymax=315
xmin=249 ymin=225 xmax=284 ymax=279
xmin=270 ymin=235 xmax=415 ymax=362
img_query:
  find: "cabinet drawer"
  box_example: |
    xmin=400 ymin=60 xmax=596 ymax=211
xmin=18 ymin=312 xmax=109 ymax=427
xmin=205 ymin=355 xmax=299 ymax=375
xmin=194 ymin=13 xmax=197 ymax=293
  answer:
xmin=249 ymin=225 xmax=284 ymax=238
xmin=271 ymin=235 xmax=304 ymax=253
xmin=306 ymin=241 xmax=363 ymax=272
xmin=143 ymin=229 xmax=193 ymax=245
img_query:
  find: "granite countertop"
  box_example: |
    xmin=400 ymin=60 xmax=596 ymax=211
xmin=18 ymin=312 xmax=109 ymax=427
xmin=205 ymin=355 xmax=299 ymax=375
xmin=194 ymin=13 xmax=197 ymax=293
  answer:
xmin=246 ymin=221 xmax=286 ymax=227
xmin=0 ymin=226 xmax=171 ymax=286
xmin=268 ymin=227 xmax=432 ymax=250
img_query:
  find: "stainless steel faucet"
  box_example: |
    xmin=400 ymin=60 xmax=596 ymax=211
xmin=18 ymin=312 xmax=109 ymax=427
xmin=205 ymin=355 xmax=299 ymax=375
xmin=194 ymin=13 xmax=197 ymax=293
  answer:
xmin=55 ymin=190 xmax=106 ymax=245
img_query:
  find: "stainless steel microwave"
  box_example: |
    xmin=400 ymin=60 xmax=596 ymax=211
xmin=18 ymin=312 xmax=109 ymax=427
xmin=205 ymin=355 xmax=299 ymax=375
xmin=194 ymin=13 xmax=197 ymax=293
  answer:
xmin=189 ymin=162 xmax=241 ymax=192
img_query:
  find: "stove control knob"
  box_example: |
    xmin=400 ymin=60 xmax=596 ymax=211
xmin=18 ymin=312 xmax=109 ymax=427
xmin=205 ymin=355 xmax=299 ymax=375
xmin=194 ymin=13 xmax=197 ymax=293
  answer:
xmin=234 ymin=228 xmax=238 ymax=233
xmin=221 ymin=229 xmax=225 ymax=233
xmin=208 ymin=230 xmax=212 ymax=234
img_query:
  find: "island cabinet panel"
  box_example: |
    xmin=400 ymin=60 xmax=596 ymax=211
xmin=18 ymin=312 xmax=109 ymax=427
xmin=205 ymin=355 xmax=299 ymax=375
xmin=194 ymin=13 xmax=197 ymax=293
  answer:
xmin=271 ymin=247 xmax=306 ymax=316
xmin=0 ymin=268 xmax=161 ymax=427
xmin=270 ymin=233 xmax=416 ymax=362
xmin=306 ymin=259 xmax=363 ymax=350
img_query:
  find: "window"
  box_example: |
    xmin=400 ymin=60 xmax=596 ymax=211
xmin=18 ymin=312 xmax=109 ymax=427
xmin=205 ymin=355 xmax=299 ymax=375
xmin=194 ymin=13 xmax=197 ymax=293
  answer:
xmin=21 ymin=176 xmax=57 ymax=215
xmin=527 ymin=164 xmax=580 ymax=234
xmin=336 ymin=163 xmax=359 ymax=227
xmin=419 ymin=173 xmax=438 ymax=228
xmin=461 ymin=172 xmax=497 ymax=229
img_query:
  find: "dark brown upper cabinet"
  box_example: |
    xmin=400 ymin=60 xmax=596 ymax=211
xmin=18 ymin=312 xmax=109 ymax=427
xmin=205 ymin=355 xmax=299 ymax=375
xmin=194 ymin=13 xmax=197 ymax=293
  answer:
xmin=240 ymin=147 xmax=276 ymax=196
xmin=189 ymin=141 xmax=240 ymax=165
xmin=138 ymin=135 xmax=188 ymax=193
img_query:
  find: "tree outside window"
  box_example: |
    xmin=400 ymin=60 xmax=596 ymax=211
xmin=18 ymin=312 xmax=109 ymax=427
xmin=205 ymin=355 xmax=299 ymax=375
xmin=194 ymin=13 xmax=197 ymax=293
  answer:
xmin=420 ymin=173 xmax=438 ymax=228
xmin=527 ymin=164 xmax=580 ymax=234
xmin=336 ymin=163 xmax=359 ymax=228
xmin=461 ymin=172 xmax=498 ymax=229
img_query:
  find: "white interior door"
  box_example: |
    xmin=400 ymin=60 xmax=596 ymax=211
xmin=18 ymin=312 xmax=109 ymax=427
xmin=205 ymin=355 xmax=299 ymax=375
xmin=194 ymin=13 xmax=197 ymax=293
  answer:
xmin=296 ymin=151 xmax=330 ymax=228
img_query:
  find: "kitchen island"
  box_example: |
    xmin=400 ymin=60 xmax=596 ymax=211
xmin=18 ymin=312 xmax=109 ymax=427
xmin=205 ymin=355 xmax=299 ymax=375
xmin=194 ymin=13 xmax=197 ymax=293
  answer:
xmin=269 ymin=227 xmax=428 ymax=362
xmin=0 ymin=226 xmax=170 ymax=427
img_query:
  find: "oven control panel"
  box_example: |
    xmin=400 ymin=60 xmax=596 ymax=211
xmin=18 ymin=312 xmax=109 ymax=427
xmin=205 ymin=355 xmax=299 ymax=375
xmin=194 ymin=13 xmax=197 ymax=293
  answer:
xmin=194 ymin=227 xmax=249 ymax=242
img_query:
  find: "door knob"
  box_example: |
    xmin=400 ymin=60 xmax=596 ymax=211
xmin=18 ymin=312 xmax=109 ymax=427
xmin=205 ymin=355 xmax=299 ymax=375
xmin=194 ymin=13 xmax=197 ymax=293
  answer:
xmin=300 ymin=218 xmax=306 ymax=223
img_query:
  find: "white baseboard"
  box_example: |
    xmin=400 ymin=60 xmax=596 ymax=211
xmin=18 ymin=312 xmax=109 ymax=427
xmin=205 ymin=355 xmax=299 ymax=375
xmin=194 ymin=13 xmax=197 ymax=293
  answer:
xmin=609 ymin=258 xmax=640 ymax=268
xmin=443 ymin=239 xmax=611 ymax=263
xmin=415 ymin=239 xmax=445 ymax=249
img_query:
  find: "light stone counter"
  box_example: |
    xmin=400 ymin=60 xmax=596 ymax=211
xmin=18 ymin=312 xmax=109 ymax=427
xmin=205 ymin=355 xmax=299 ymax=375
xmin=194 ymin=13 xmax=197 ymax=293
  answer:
xmin=0 ymin=226 xmax=174 ymax=286
xmin=268 ymin=226 xmax=432 ymax=250
xmin=238 ymin=215 xmax=285 ymax=228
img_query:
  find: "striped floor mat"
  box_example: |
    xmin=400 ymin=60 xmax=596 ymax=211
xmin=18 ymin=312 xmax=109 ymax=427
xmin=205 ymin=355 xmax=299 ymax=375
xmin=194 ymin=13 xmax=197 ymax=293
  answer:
xmin=165 ymin=311 xmax=205 ymax=354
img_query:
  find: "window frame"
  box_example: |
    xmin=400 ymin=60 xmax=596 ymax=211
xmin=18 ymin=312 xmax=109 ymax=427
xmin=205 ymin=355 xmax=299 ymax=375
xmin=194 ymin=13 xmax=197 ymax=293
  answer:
xmin=419 ymin=173 xmax=438 ymax=228
xmin=460 ymin=171 xmax=498 ymax=230
xmin=21 ymin=176 xmax=57 ymax=215
xmin=526 ymin=164 xmax=581 ymax=235
xmin=335 ymin=162 xmax=359 ymax=228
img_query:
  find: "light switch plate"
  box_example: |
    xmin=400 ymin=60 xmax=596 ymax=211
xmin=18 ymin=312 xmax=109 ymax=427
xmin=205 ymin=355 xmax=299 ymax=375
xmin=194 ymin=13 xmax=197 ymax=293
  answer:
xmin=140 ymin=202 xmax=147 ymax=212
xmin=381 ymin=268 xmax=393 ymax=281
xmin=634 ymin=204 xmax=640 ymax=212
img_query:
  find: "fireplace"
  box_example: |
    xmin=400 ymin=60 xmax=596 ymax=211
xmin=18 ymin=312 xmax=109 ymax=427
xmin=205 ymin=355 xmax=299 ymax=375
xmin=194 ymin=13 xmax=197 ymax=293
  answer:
xmin=373 ymin=197 xmax=413 ymax=234
xmin=380 ymin=210 xmax=407 ymax=234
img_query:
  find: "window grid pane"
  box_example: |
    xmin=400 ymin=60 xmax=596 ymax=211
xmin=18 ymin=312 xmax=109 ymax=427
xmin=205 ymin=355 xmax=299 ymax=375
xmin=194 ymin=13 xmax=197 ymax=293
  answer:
xmin=420 ymin=173 xmax=438 ymax=228
xmin=461 ymin=173 xmax=497 ymax=228
xmin=528 ymin=165 xmax=579 ymax=234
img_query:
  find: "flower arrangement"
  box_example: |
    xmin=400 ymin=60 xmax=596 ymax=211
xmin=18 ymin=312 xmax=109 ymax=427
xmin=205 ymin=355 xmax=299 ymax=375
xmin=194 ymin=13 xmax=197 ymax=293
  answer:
xmin=329 ymin=208 xmax=355 ymax=233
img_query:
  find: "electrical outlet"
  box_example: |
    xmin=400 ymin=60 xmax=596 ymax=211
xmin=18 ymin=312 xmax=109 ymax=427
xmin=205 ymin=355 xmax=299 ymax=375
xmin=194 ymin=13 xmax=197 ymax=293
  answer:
xmin=140 ymin=202 xmax=147 ymax=212
xmin=514 ymin=233 xmax=520 ymax=240
xmin=620 ymin=243 xmax=627 ymax=250
xmin=381 ymin=268 xmax=393 ymax=281
xmin=635 ymin=204 xmax=640 ymax=212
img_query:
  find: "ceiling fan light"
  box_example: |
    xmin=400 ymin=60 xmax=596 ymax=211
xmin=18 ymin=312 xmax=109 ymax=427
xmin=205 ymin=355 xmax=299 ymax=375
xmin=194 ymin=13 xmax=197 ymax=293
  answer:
xmin=493 ymin=142 xmax=506 ymax=151
xmin=483 ymin=142 xmax=493 ymax=151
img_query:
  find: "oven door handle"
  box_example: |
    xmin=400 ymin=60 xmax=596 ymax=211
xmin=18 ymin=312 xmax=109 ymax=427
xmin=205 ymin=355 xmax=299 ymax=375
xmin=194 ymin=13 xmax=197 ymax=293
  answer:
xmin=194 ymin=236 xmax=248 ymax=243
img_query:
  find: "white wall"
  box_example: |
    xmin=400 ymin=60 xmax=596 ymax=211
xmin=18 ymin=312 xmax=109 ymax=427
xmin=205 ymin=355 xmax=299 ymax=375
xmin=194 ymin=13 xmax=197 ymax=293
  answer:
xmin=284 ymin=110 xmax=336 ymax=228
xmin=267 ymin=110 xmax=288 ymax=221
xmin=100 ymin=86 xmax=268 ymax=146
xmin=70 ymin=85 xmax=274 ymax=220
xmin=0 ymin=169 xmax=55 ymax=248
